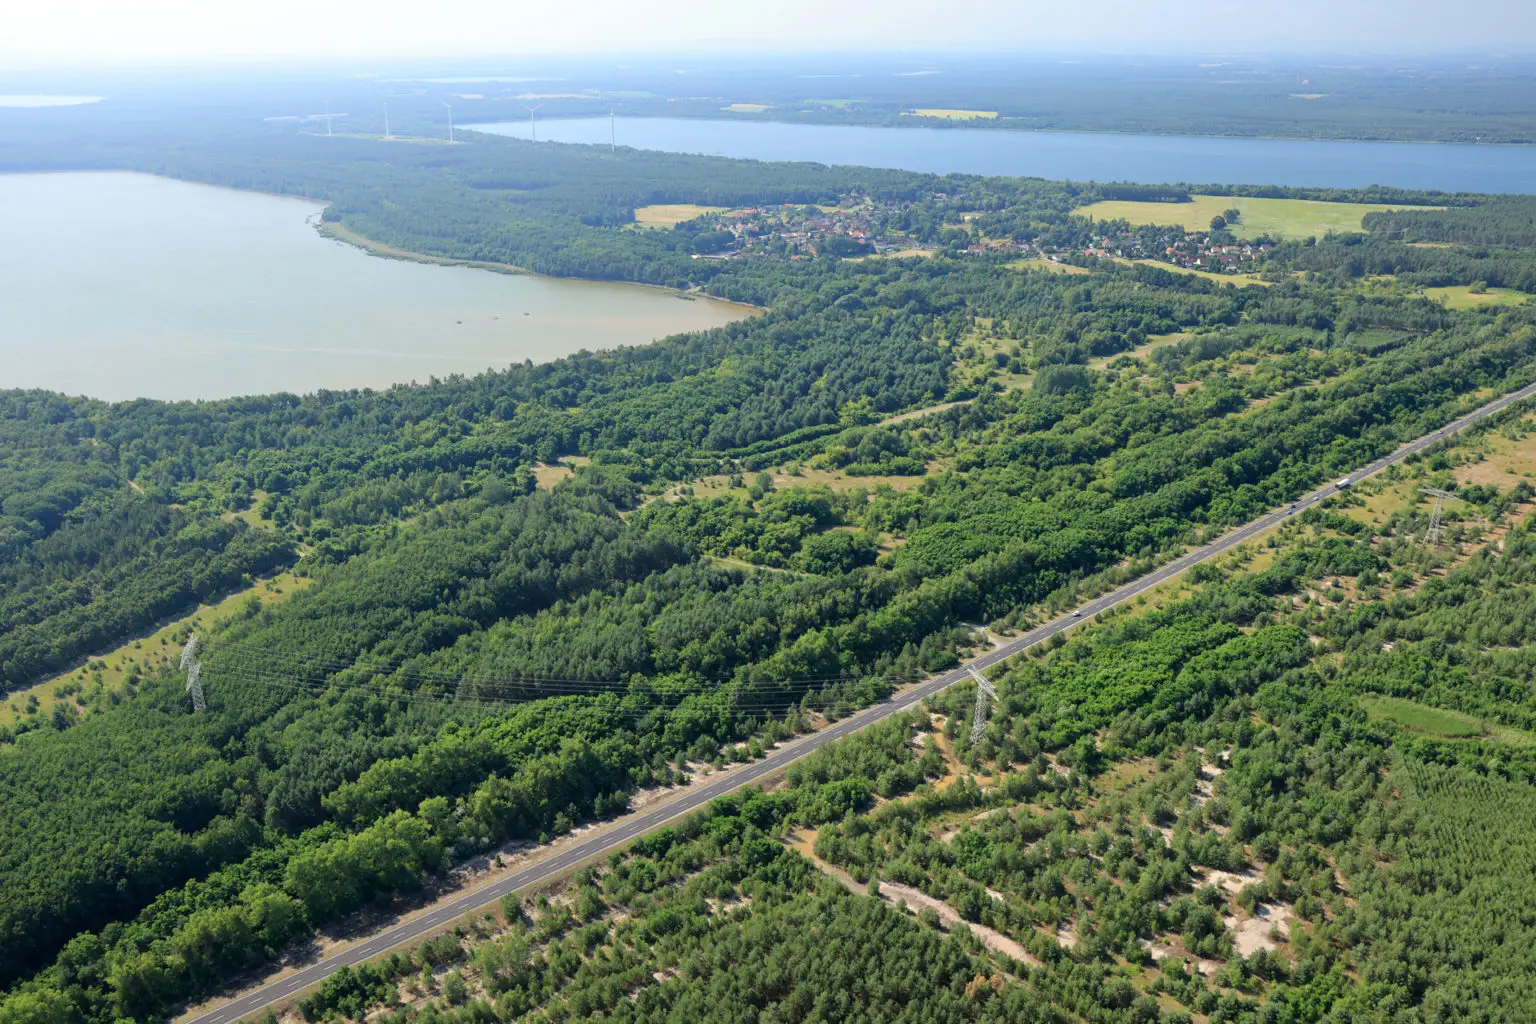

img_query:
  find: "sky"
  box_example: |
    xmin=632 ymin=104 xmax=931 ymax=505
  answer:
xmin=6 ymin=0 xmax=1534 ymax=64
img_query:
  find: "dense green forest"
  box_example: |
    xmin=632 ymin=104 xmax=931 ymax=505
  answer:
xmin=93 ymin=425 xmax=1536 ymax=1024
xmin=4 ymin=102 xmax=1536 ymax=1024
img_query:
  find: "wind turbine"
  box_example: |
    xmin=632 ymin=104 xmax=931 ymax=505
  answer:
xmin=610 ymin=109 xmax=616 ymax=151
xmin=443 ymin=101 xmax=455 ymax=143
xmin=323 ymin=99 xmax=334 ymax=137
xmin=525 ymin=103 xmax=544 ymax=141
xmin=383 ymin=102 xmax=392 ymax=140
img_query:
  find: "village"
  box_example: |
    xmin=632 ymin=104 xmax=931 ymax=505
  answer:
xmin=1075 ymin=226 xmax=1277 ymax=275
xmin=683 ymin=191 xmax=1275 ymax=275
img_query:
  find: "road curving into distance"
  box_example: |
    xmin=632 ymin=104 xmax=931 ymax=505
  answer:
xmin=186 ymin=377 xmax=1536 ymax=1024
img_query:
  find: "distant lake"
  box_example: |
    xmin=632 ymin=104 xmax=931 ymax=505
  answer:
xmin=0 ymin=172 xmax=748 ymax=401
xmin=469 ymin=117 xmax=1536 ymax=194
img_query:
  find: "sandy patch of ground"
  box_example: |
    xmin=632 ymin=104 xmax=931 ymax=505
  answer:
xmin=879 ymin=880 xmax=1039 ymax=966
xmin=1140 ymin=938 xmax=1222 ymax=977
xmin=1198 ymin=866 xmax=1261 ymax=896
xmin=785 ymin=830 xmax=1039 ymax=967
xmin=1224 ymin=903 xmax=1294 ymax=957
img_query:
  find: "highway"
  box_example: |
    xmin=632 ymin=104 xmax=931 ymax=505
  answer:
xmin=185 ymin=377 xmax=1536 ymax=1024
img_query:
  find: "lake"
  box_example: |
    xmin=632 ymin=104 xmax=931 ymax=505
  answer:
xmin=469 ymin=117 xmax=1536 ymax=194
xmin=0 ymin=172 xmax=749 ymax=401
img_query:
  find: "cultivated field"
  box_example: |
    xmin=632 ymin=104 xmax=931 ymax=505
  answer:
xmin=907 ymin=108 xmax=999 ymax=120
xmin=631 ymin=203 xmax=729 ymax=228
xmin=1077 ymin=194 xmax=1431 ymax=240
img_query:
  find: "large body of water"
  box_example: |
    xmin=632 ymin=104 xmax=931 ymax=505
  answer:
xmin=0 ymin=172 xmax=748 ymax=401
xmin=470 ymin=117 xmax=1536 ymax=194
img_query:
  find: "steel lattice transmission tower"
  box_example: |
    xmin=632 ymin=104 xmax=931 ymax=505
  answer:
xmin=967 ymin=664 xmax=998 ymax=743
xmin=1420 ymin=486 xmax=1466 ymax=546
xmin=180 ymin=635 xmax=205 ymax=713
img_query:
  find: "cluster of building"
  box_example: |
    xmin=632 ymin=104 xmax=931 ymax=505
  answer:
xmin=1073 ymin=231 xmax=1275 ymax=274
xmin=687 ymin=196 xmax=931 ymax=260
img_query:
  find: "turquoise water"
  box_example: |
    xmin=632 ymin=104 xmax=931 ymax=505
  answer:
xmin=469 ymin=117 xmax=1536 ymax=194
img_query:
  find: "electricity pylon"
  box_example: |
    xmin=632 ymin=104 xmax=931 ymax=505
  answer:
xmin=967 ymin=664 xmax=997 ymax=743
xmin=1420 ymin=486 xmax=1465 ymax=546
xmin=180 ymin=635 xmax=205 ymax=713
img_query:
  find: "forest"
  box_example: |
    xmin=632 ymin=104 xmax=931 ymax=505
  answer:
xmin=2 ymin=106 xmax=1536 ymax=1024
xmin=134 ymin=412 xmax=1536 ymax=1024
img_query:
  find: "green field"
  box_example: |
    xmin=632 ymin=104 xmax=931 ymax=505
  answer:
xmin=1360 ymin=695 xmax=1485 ymax=738
xmin=1425 ymin=284 xmax=1533 ymax=310
xmin=1077 ymin=194 xmax=1432 ymax=240
xmin=1007 ymin=257 xmax=1093 ymax=275
xmin=1358 ymin=694 xmax=1536 ymax=745
xmin=1117 ymin=257 xmax=1271 ymax=286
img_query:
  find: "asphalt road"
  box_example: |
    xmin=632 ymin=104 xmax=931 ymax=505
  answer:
xmin=187 ymin=378 xmax=1536 ymax=1024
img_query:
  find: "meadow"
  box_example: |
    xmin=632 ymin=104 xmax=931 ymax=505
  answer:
xmin=630 ymin=203 xmax=729 ymax=228
xmin=1358 ymin=695 xmax=1489 ymax=739
xmin=1078 ymin=194 xmax=1430 ymax=240
xmin=1425 ymin=283 xmax=1533 ymax=310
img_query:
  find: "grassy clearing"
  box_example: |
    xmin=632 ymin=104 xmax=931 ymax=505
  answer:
xmin=907 ymin=108 xmax=999 ymax=120
xmin=1118 ymin=258 xmax=1270 ymax=286
xmin=1355 ymin=695 xmax=1536 ymax=744
xmin=670 ymin=466 xmax=935 ymax=502
xmin=950 ymin=323 xmax=1034 ymax=393
xmin=2 ymin=570 xmax=313 ymax=728
xmin=1089 ymin=331 xmax=1188 ymax=369
xmin=1453 ymin=422 xmax=1536 ymax=487
xmin=723 ymin=103 xmax=771 ymax=113
xmin=1424 ymin=285 xmax=1532 ymax=311
xmin=532 ymin=457 xmax=591 ymax=491
xmin=1008 ymin=257 xmax=1093 ymax=275
xmin=878 ymin=400 xmax=972 ymax=426
xmin=631 ymin=204 xmax=729 ymax=229
xmin=1077 ymin=195 xmax=1433 ymax=241
xmin=532 ymin=463 xmax=575 ymax=490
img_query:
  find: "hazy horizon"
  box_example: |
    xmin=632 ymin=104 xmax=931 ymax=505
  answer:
xmin=7 ymin=0 xmax=1535 ymax=67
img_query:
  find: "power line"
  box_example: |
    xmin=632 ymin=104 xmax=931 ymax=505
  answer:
xmin=180 ymin=635 xmax=205 ymax=713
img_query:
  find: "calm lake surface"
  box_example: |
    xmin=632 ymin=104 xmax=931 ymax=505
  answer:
xmin=0 ymin=172 xmax=748 ymax=401
xmin=470 ymin=117 xmax=1536 ymax=194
